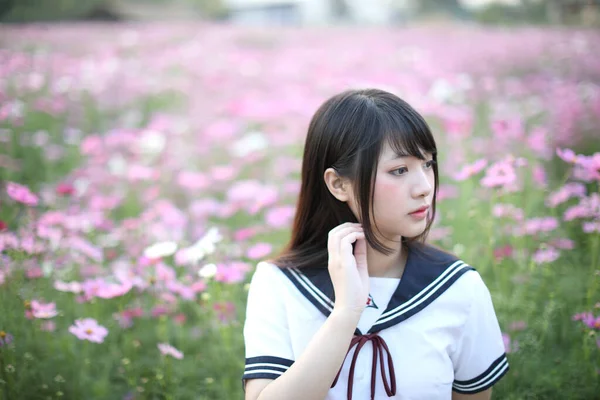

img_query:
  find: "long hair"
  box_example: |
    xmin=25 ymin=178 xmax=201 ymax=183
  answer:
xmin=273 ymin=88 xmax=439 ymax=270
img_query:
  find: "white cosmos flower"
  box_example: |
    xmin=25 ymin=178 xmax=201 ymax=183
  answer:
xmin=139 ymin=130 xmax=166 ymax=155
xmin=108 ymin=155 xmax=127 ymax=176
xmin=180 ymin=227 xmax=223 ymax=265
xmin=230 ymin=132 xmax=269 ymax=158
xmin=198 ymin=263 xmax=217 ymax=279
xmin=144 ymin=241 xmax=178 ymax=260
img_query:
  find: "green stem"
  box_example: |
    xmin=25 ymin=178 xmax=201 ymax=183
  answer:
xmin=0 ymin=349 xmax=11 ymax=400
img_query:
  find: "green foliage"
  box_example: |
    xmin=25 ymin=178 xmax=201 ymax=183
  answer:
xmin=0 ymin=0 xmax=113 ymax=22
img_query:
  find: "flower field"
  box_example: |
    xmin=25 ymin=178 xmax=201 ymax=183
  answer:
xmin=0 ymin=22 xmax=599 ymax=399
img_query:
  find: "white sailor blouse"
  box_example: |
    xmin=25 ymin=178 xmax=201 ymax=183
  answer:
xmin=242 ymin=244 xmax=509 ymax=399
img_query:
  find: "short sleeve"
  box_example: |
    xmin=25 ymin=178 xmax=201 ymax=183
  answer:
xmin=451 ymin=271 xmax=509 ymax=394
xmin=242 ymin=262 xmax=295 ymax=386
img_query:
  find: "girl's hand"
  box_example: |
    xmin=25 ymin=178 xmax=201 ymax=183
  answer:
xmin=327 ymin=222 xmax=369 ymax=318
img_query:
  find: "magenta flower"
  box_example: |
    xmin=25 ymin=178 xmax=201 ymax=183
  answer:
xmin=56 ymin=183 xmax=75 ymax=196
xmin=6 ymin=181 xmax=39 ymax=206
xmin=576 ymin=313 xmax=600 ymax=330
xmin=68 ymin=318 xmax=108 ymax=343
xmin=157 ymin=343 xmax=184 ymax=359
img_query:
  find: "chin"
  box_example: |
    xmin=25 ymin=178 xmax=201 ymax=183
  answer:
xmin=401 ymin=224 xmax=428 ymax=239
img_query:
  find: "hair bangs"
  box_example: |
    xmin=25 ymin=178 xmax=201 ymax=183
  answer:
xmin=379 ymin=106 xmax=437 ymax=160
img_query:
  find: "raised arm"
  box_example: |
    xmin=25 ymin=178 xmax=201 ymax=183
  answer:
xmin=245 ymin=223 xmax=369 ymax=400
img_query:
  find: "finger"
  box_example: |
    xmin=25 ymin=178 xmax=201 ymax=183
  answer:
xmin=328 ymin=225 xmax=363 ymax=253
xmin=330 ymin=226 xmax=363 ymax=250
xmin=328 ymin=222 xmax=361 ymax=237
xmin=339 ymin=231 xmax=365 ymax=256
xmin=353 ymin=236 xmax=368 ymax=270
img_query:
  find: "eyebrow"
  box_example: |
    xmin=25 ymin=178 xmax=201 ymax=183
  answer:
xmin=387 ymin=151 xmax=434 ymax=161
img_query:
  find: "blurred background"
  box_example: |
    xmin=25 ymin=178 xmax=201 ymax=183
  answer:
xmin=1 ymin=1 xmax=600 ymax=400
xmin=1 ymin=0 xmax=599 ymax=26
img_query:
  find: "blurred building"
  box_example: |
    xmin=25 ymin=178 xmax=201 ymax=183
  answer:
xmin=223 ymin=0 xmax=418 ymax=26
xmin=546 ymin=0 xmax=600 ymax=26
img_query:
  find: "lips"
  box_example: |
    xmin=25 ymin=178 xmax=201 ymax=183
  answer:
xmin=409 ymin=205 xmax=429 ymax=214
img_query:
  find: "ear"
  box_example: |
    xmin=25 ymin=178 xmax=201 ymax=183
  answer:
xmin=324 ymin=168 xmax=352 ymax=202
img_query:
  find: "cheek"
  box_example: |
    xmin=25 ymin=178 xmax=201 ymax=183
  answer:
xmin=373 ymin=178 xmax=402 ymax=211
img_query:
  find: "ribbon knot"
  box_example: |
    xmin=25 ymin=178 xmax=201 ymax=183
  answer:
xmin=331 ymin=333 xmax=396 ymax=400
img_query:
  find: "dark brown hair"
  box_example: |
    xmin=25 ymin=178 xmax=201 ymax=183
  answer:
xmin=273 ymin=88 xmax=439 ymax=270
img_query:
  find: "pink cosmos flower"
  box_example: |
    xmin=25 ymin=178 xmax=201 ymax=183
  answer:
xmin=26 ymin=267 xmax=44 ymax=279
xmin=573 ymin=312 xmax=600 ymax=330
xmin=56 ymin=183 xmax=75 ymax=196
xmin=583 ymin=220 xmax=600 ymax=233
xmin=546 ymin=183 xmax=586 ymax=208
xmin=215 ymin=262 xmax=249 ymax=284
xmin=265 ymin=205 xmax=295 ymax=229
xmin=151 ymin=305 xmax=170 ymax=318
xmin=68 ymin=318 xmax=108 ymax=343
xmin=509 ymin=321 xmax=527 ymax=331
xmin=521 ymin=217 xmax=559 ymax=236
xmin=453 ymin=159 xmax=487 ymax=181
xmin=480 ymin=161 xmax=517 ymax=189
xmin=549 ymin=238 xmax=575 ymax=250
xmin=493 ymin=245 xmax=513 ymax=261
xmin=502 ymin=332 xmax=518 ymax=353
xmin=556 ymin=148 xmax=578 ymax=163
xmin=6 ymin=181 xmax=39 ymax=206
xmin=95 ymin=281 xmax=133 ymax=299
xmin=0 ymin=220 xmax=7 ymax=231
xmin=31 ymin=300 xmax=58 ymax=319
xmin=54 ymin=280 xmax=83 ymax=293
xmin=157 ymin=343 xmax=184 ymax=359
xmin=40 ymin=321 xmax=56 ymax=332
xmin=213 ymin=301 xmax=236 ymax=324
xmin=492 ymin=204 xmax=524 ymax=221
xmin=532 ymin=247 xmax=560 ymax=264
xmin=564 ymin=193 xmax=600 ymax=221
xmin=234 ymin=227 xmax=261 ymax=241
xmin=246 ymin=243 xmax=272 ymax=259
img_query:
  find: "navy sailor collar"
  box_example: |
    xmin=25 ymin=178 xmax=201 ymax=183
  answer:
xmin=280 ymin=243 xmax=474 ymax=335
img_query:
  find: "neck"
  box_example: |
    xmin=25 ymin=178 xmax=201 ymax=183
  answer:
xmin=366 ymin=237 xmax=407 ymax=279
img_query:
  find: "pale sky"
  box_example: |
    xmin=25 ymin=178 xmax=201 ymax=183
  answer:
xmin=459 ymin=0 xmax=523 ymax=9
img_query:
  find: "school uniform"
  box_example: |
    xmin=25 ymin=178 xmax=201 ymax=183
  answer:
xmin=242 ymin=243 xmax=509 ymax=399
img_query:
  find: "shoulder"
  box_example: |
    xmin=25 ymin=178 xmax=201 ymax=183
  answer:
xmin=248 ymin=261 xmax=291 ymax=294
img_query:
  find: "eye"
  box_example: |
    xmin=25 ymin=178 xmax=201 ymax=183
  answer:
xmin=391 ymin=167 xmax=408 ymax=176
xmin=424 ymin=160 xmax=436 ymax=170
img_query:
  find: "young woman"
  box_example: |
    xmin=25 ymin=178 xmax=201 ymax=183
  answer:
xmin=242 ymin=88 xmax=508 ymax=400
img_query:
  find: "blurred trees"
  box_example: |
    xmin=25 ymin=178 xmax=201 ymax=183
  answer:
xmin=0 ymin=0 xmax=122 ymax=22
xmin=1 ymin=0 xmax=597 ymax=26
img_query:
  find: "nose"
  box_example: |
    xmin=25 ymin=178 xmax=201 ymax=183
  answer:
xmin=411 ymin=170 xmax=433 ymax=199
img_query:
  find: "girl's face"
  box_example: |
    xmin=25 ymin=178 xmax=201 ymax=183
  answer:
xmin=351 ymin=141 xmax=436 ymax=243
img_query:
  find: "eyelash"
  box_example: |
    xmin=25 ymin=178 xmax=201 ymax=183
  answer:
xmin=391 ymin=160 xmax=436 ymax=176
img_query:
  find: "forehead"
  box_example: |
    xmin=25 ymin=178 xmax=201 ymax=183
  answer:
xmin=378 ymin=141 xmax=430 ymax=163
